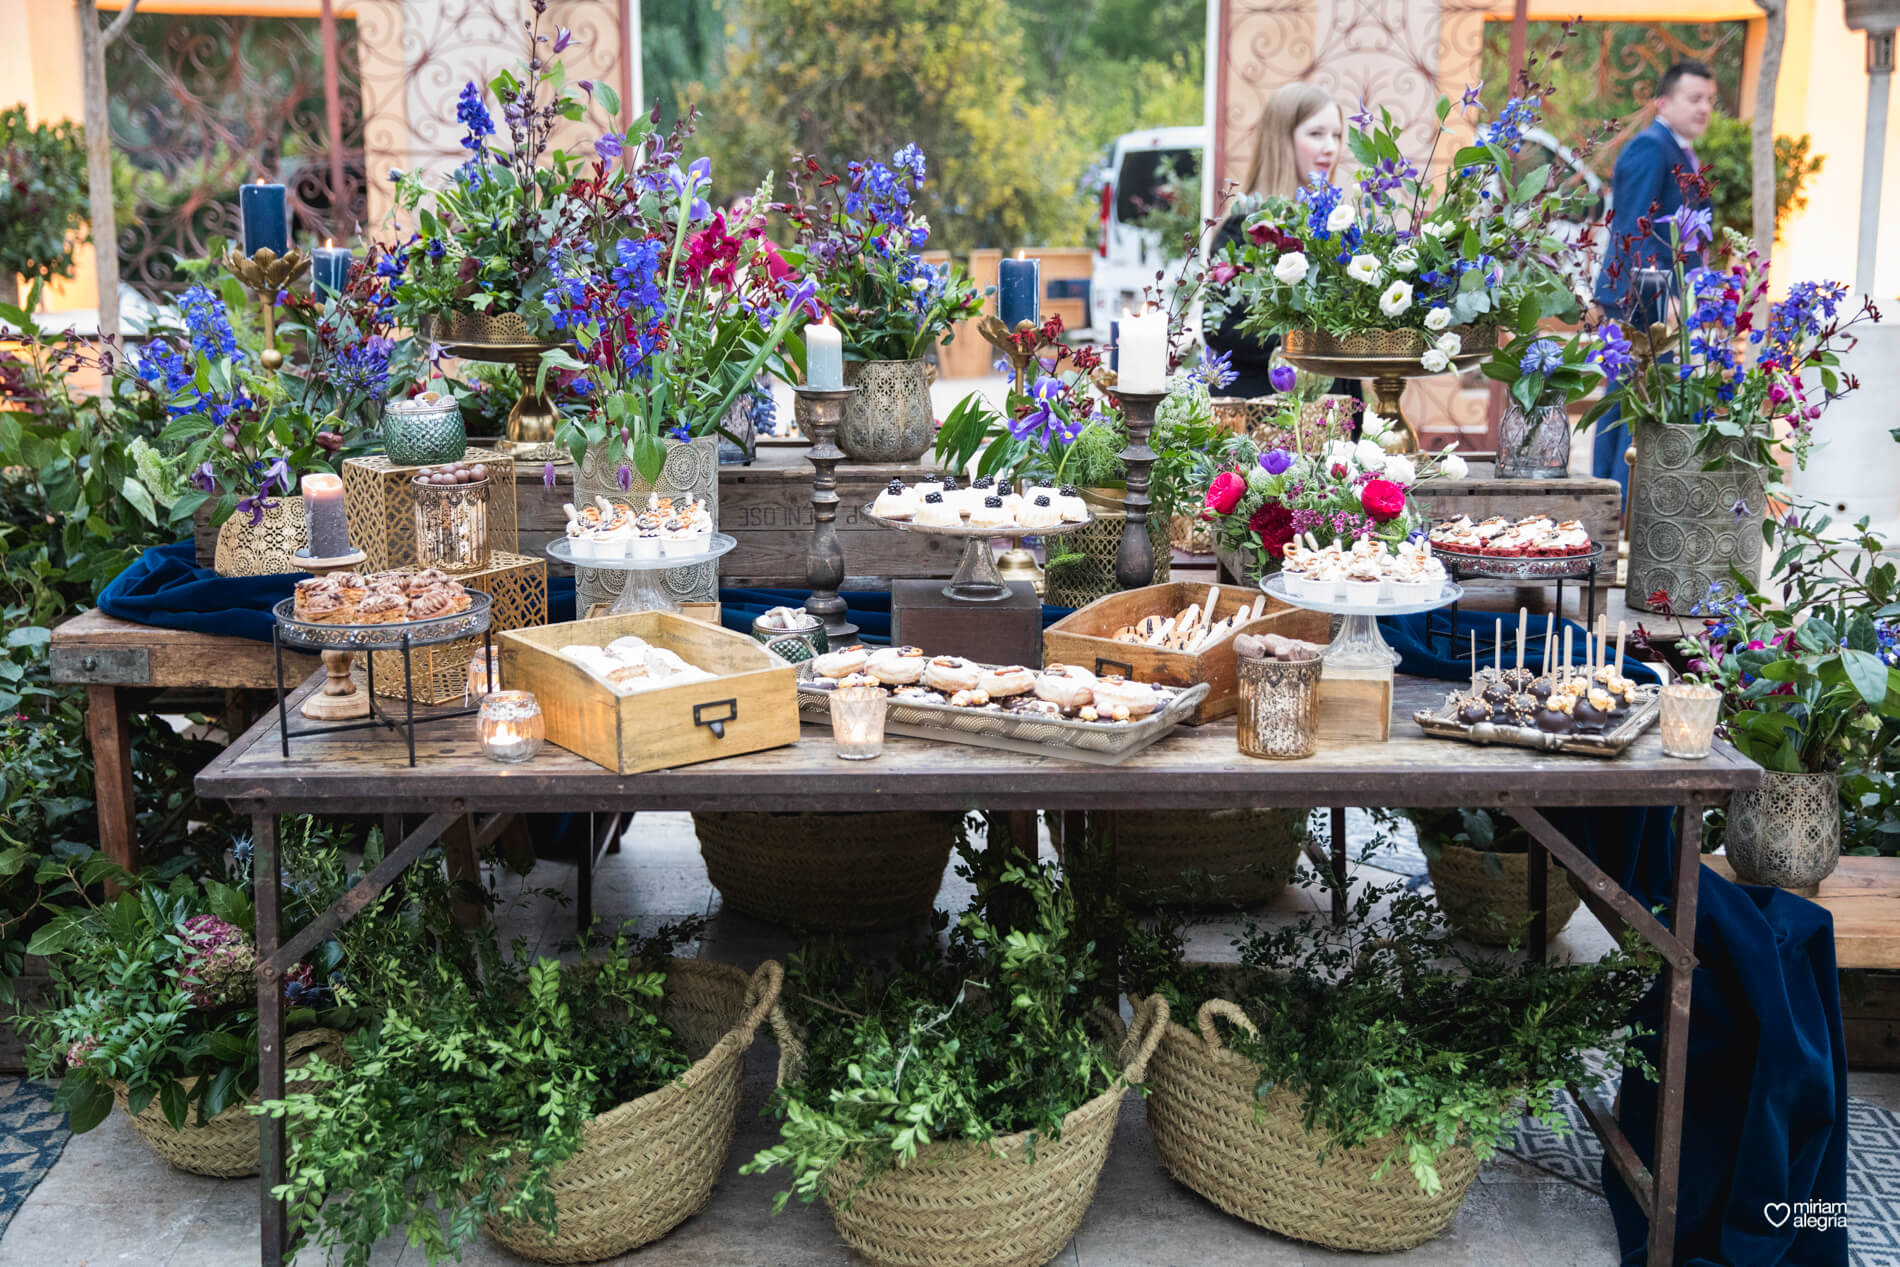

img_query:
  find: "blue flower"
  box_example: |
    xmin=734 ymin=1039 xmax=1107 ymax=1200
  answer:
xmin=190 ymin=461 xmax=217 ymax=493
xmin=455 ymin=82 xmax=494 ymax=152
xmin=1479 ymin=95 xmax=1541 ymax=154
xmin=1460 ymin=82 xmax=1485 ymax=110
xmin=1349 ymin=99 xmax=1374 ymax=129
xmin=893 ymin=143 xmax=927 ymax=185
xmin=332 ymin=336 xmax=393 ymax=403
xmin=668 ymin=424 xmax=690 ymax=443
xmin=1269 ymin=364 xmax=1298 ymax=394
xmin=1518 ymin=339 xmax=1564 ymax=377
xmin=1008 ymin=376 xmax=1077 ymax=447
xmin=595 ymin=132 xmax=623 ymax=160
xmin=1663 ymin=205 xmax=1713 ymax=254
xmin=1586 ymin=322 xmax=1634 ymax=385
xmin=1191 ymin=347 xmax=1237 ymax=390
xmin=135 ymin=340 xmax=194 ymax=396
xmin=179 ymin=285 xmax=240 ymax=361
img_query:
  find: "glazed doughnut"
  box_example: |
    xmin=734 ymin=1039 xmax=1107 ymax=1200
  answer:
xmin=812 ymin=646 xmax=871 ymax=679
xmin=978 ymin=664 xmax=1035 ymax=697
xmin=1090 ymin=675 xmax=1159 ymax=718
xmin=1033 ymin=664 xmax=1095 ymax=710
xmin=922 ymin=655 xmax=981 ymax=693
xmin=868 ymin=645 xmax=929 ymax=685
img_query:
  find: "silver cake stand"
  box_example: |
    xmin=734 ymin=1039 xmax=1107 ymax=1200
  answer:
xmin=862 ymin=505 xmax=1093 ymax=602
xmin=547 ymin=534 xmax=737 ymax=615
xmin=1260 ymin=572 xmax=1462 ymax=669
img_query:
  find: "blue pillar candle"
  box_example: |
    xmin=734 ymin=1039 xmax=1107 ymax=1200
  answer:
xmin=312 ymin=242 xmax=353 ymax=298
xmin=997 ymin=255 xmax=1040 ymax=331
xmin=239 ymin=181 xmax=288 ymax=257
xmin=1109 ymin=319 xmax=1120 ymax=372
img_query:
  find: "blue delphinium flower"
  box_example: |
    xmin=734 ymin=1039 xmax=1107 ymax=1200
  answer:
xmin=893 ymin=143 xmax=927 ymax=185
xmin=1518 ymin=339 xmax=1564 ymax=377
xmin=456 ymin=82 xmax=494 ymax=152
xmin=179 ymin=285 xmax=239 ymax=361
xmin=1480 ymin=96 xmax=1541 ymax=154
xmin=135 ymin=340 xmax=194 ymax=396
xmin=1296 ymin=180 xmax=1345 ymax=239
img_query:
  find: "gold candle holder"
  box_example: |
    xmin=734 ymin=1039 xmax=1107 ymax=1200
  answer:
xmin=412 ymin=476 xmax=492 ymax=573
xmin=1659 ymin=682 xmax=1722 ymax=759
xmin=829 ymin=685 xmax=888 ymax=760
xmin=222 ymin=246 xmax=311 ymax=373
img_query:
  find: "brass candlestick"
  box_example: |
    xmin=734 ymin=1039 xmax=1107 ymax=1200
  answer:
xmin=222 ymin=246 xmax=311 ymax=373
xmin=794 ymin=386 xmax=860 ymax=643
xmin=293 ymin=548 xmax=370 ymax=721
xmin=1111 ymin=388 xmax=1165 ymax=592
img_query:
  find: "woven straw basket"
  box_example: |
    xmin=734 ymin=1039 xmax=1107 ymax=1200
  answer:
xmin=482 ymin=958 xmax=784 ymax=1263
xmin=111 ymin=1027 xmax=345 ymax=1177
xmin=1426 ymin=844 xmax=1580 ymax=946
xmin=778 ymin=996 xmax=1167 ymax=1267
xmin=693 ymin=812 xmax=955 ymax=931
xmin=1108 ymin=809 xmax=1305 ymax=907
xmin=1142 ymin=996 xmax=1479 ymax=1252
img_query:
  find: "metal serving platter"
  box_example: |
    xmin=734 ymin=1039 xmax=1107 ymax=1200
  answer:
xmin=1429 ymin=543 xmax=1605 ymax=580
xmin=272 ymin=591 xmax=492 ymax=652
xmin=796 ymin=662 xmax=1210 ymax=766
xmin=1413 ymin=675 xmax=1662 ymax=758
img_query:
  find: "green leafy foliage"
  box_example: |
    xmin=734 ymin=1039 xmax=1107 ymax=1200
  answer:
xmin=743 ymin=854 xmax=1116 ymax=1209
xmin=1407 ymin=808 xmax=1534 ymax=870
xmin=0 ymin=106 xmax=91 ymax=288
xmin=259 ymin=915 xmax=698 ymax=1267
xmin=1128 ymin=878 xmax=1656 ymax=1193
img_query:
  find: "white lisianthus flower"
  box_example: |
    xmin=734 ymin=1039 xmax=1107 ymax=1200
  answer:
xmin=1440 ymin=453 xmax=1469 ymax=480
xmin=1346 ymin=254 xmax=1382 ymax=284
xmin=1433 ymin=332 xmax=1462 ymax=358
xmin=1419 ymin=348 xmax=1452 ymax=373
xmin=1361 ymin=412 xmax=1393 ymax=441
xmin=1382 ymin=455 xmax=1417 ymax=485
xmin=1422 ymin=220 xmax=1455 ymax=239
xmin=1423 ymin=306 xmax=1452 ymax=332
xmin=1354 ymin=438 xmax=1388 ymax=472
xmin=1391 ymin=247 xmax=1419 ymax=274
xmin=1323 ymin=439 xmax=1358 ymax=471
xmin=1379 ymin=280 xmax=1414 ymax=317
xmin=1273 ymin=252 xmax=1310 ymax=285
xmin=1326 ymin=202 xmax=1356 ymax=234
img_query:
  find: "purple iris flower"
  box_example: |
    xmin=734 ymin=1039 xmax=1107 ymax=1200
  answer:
xmin=1008 ymin=376 xmax=1076 ymax=447
xmin=1664 ymin=206 xmax=1713 ymax=254
xmin=595 ymin=133 xmax=623 ymax=160
xmin=191 ymin=461 xmax=217 ymax=494
xmin=1261 ymin=448 xmax=1294 ymax=476
xmin=1268 ymin=364 xmax=1298 ymax=394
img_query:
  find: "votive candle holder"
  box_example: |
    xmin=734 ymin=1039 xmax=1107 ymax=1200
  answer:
xmin=1659 ymin=682 xmax=1721 ymax=759
xmin=830 ymin=685 xmax=888 ymax=760
xmin=478 ymin=690 xmax=544 ymax=764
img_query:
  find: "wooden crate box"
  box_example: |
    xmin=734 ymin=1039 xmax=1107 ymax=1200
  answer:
xmin=344 ymin=447 xmax=519 ymax=570
xmin=369 ymin=552 xmax=546 ymax=704
xmin=1042 ymin=582 xmax=1330 ymax=725
xmin=500 ymin=612 xmax=799 ymax=774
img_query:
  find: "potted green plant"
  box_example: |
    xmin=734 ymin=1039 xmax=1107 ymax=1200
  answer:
xmin=1478 ymin=330 xmax=1609 ymax=479
xmin=1128 ymin=880 xmax=1654 ymax=1252
xmin=24 ymin=824 xmax=354 ymax=1177
xmin=777 ymin=146 xmax=983 ymax=461
xmin=1671 ymin=509 xmax=1900 ymax=889
xmin=745 ymin=856 xmax=1165 ymax=1267
xmin=1409 ymin=806 xmax=1580 ymax=944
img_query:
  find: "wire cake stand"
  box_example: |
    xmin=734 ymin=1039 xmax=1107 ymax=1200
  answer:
xmin=547 ymin=534 xmax=738 ymax=615
xmin=1259 ymin=573 xmax=1462 ymax=669
xmin=862 ymin=506 xmax=1093 ymax=602
xmin=1428 ymin=543 xmax=1604 ymax=636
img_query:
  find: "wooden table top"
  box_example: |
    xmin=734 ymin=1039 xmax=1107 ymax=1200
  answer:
xmin=50 ymin=608 xmax=318 ymax=691
xmin=1705 ymin=856 xmax=1900 ymax=971
xmin=198 ymin=673 xmax=1759 ymax=815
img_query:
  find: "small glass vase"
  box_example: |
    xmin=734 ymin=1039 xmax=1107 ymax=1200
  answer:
xmin=1659 ymin=682 xmax=1722 ymax=759
xmin=477 ymin=691 xmax=544 ymax=764
xmin=1497 ymin=401 xmax=1571 ymax=480
xmin=830 ymin=686 xmax=888 ymax=760
xmin=413 ymin=476 xmax=491 ymax=573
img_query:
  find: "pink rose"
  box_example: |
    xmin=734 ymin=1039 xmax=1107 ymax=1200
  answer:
xmin=1359 ymin=479 xmax=1406 ymax=522
xmin=1204 ymin=471 xmax=1247 ymax=516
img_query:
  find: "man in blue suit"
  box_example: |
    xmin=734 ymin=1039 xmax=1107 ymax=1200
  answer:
xmin=1591 ymin=60 xmax=1717 ymax=495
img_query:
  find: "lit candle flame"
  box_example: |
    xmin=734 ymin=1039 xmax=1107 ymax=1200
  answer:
xmin=324 ymin=237 xmax=334 ymax=249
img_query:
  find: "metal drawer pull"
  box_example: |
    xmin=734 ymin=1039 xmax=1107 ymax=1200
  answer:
xmin=695 ymin=698 xmax=739 ymax=739
xmin=1095 ymin=657 xmax=1134 ymax=678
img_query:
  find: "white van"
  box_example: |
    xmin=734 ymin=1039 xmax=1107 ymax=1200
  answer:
xmin=1085 ymin=126 xmax=1204 ymax=341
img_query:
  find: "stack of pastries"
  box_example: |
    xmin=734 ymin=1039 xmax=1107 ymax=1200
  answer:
xmin=291 ymin=568 xmax=472 ymax=625
xmin=806 ymin=647 xmax=1173 ymax=724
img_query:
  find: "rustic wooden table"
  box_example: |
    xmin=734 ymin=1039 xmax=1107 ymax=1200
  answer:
xmin=199 ymin=673 xmax=1758 ymax=1267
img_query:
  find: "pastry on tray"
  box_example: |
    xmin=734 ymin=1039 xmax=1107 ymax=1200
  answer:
xmin=866 ymin=477 xmax=1092 ymax=533
xmin=291 ymin=568 xmax=473 ymax=625
xmin=807 ymin=651 xmax=1178 ymax=726
xmin=1428 ymin=514 xmax=1593 ymax=558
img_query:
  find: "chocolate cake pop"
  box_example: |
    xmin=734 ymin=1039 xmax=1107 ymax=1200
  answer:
xmin=1456 ymin=696 xmax=1493 ymax=726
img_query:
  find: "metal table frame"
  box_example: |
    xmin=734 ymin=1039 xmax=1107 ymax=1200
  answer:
xmin=199 ymin=675 xmax=1751 ymax=1267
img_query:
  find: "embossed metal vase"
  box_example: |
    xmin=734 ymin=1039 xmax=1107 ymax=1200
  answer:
xmin=1725 ymin=770 xmax=1841 ymax=891
xmin=382 ymin=394 xmax=467 ymax=467
xmin=1497 ymin=401 xmax=1570 ymax=479
xmin=213 ymin=495 xmax=308 ymax=577
xmin=840 ymin=358 xmax=933 ymax=462
xmin=1627 ymin=420 xmax=1766 ymax=613
xmin=574 ymin=435 xmax=720 ymax=613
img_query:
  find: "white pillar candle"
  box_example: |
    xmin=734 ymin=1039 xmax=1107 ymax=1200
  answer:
xmin=1116 ymin=309 xmax=1168 ymax=393
xmin=805 ymin=320 xmax=843 ymax=390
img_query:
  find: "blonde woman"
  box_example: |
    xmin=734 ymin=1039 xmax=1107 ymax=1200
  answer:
xmin=1207 ymin=83 xmax=1360 ymax=408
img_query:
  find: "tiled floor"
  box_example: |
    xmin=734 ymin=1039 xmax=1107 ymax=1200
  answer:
xmin=4 ymin=813 xmax=1889 ymax=1267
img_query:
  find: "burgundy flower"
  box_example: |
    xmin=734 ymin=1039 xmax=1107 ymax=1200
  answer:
xmin=1249 ymin=501 xmax=1296 ymax=557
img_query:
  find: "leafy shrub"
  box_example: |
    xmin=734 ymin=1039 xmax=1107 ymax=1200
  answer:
xmin=0 ymin=107 xmax=90 ymax=289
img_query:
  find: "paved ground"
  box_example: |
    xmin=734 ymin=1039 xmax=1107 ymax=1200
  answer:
xmin=8 ymin=814 xmax=1892 ymax=1267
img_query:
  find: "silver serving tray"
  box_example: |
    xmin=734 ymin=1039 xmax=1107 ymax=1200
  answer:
xmin=796 ymin=663 xmax=1210 ymax=765
xmin=272 ymin=591 xmax=492 ymax=651
xmin=1412 ymin=679 xmax=1661 ymax=758
xmin=1430 ymin=544 xmax=1605 ymax=580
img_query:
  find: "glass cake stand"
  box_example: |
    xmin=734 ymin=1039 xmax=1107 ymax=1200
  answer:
xmin=1260 ymin=572 xmax=1462 ymax=669
xmin=862 ymin=506 xmax=1093 ymax=602
xmin=547 ymin=534 xmax=737 ymax=615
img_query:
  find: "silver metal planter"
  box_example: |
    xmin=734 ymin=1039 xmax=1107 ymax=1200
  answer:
xmin=574 ymin=435 xmax=720 ymax=613
xmin=840 ymin=358 xmax=933 ymax=462
xmin=1627 ymin=421 xmax=1766 ymax=613
xmin=1726 ymin=770 xmax=1842 ymax=891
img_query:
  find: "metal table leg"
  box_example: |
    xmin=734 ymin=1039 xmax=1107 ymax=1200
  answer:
xmin=1647 ymin=802 xmax=1703 ymax=1265
xmin=253 ymin=812 xmax=288 ymax=1267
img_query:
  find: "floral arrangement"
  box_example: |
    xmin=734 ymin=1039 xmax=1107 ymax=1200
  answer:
xmin=531 ymin=115 xmax=817 ymax=480
xmin=387 ymin=8 xmax=617 ymax=338
xmin=1220 ymin=88 xmax=1589 ymax=351
xmin=1194 ymin=404 xmax=1468 ymax=579
xmin=775 ymin=147 xmax=983 ymax=363
xmin=1579 ymin=223 xmax=1879 ymax=473
xmin=1480 ymin=328 xmax=1610 ymax=412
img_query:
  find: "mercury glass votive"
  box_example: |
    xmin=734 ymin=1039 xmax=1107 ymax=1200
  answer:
xmin=1659 ymin=682 xmax=1722 ymax=759
xmin=830 ymin=685 xmax=888 ymax=760
xmin=464 ymin=646 xmax=501 ymax=703
xmin=477 ymin=690 xmax=544 ymax=764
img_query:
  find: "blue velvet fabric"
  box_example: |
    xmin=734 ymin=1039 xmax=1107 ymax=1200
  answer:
xmin=1384 ymin=610 xmax=1848 ymax=1267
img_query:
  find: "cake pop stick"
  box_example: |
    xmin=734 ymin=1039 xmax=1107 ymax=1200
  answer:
xmin=1495 ymin=617 xmax=1503 ymax=679
xmin=1615 ymin=620 xmax=1627 ymax=678
xmin=1470 ymin=631 xmax=1478 ymax=687
xmin=1516 ymin=606 xmax=1527 ymax=674
xmin=1541 ymin=612 xmax=1554 ymax=678
xmin=1562 ymin=626 xmax=1572 ymax=688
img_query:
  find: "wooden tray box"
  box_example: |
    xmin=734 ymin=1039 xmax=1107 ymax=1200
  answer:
xmin=500 ymin=612 xmax=798 ymax=774
xmin=1042 ymin=582 xmax=1330 ymax=724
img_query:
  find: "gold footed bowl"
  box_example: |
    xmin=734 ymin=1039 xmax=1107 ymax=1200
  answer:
xmin=430 ymin=311 xmax=572 ymax=465
xmin=1280 ymin=326 xmax=1494 ymax=453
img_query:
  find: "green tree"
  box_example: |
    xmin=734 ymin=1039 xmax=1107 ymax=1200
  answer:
xmin=0 ymin=108 xmax=92 ymax=303
xmin=695 ymin=0 xmax=1094 ymax=252
xmin=641 ymin=0 xmax=728 ymax=129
